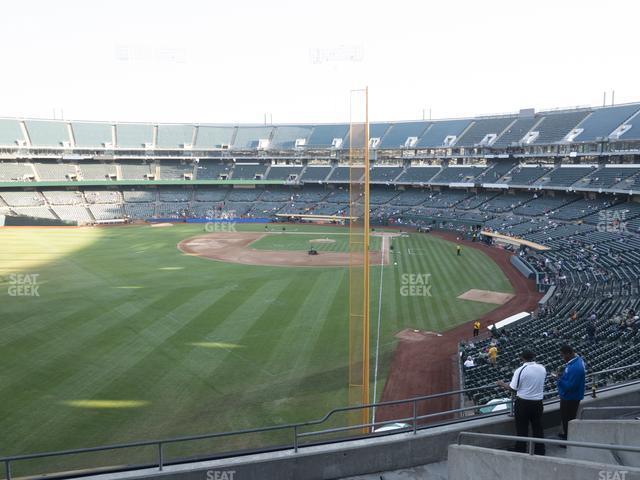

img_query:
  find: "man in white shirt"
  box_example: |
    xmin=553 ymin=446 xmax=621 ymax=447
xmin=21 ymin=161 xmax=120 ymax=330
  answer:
xmin=497 ymin=349 xmax=547 ymax=455
xmin=463 ymin=356 xmax=475 ymax=368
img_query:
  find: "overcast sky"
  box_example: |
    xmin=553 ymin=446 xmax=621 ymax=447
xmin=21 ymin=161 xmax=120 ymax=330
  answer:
xmin=1 ymin=0 xmax=638 ymax=124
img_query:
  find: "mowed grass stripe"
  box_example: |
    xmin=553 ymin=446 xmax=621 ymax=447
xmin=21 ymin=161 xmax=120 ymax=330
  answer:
xmin=7 ymin=288 xmax=218 ymax=448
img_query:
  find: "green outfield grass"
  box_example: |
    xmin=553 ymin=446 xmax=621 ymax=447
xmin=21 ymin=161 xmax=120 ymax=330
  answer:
xmin=0 ymin=224 xmax=511 ymax=473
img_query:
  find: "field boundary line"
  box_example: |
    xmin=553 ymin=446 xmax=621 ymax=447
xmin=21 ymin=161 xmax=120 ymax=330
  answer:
xmin=371 ymin=235 xmax=386 ymax=428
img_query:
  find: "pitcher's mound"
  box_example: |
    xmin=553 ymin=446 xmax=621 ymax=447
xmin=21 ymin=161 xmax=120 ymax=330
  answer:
xmin=458 ymin=289 xmax=514 ymax=305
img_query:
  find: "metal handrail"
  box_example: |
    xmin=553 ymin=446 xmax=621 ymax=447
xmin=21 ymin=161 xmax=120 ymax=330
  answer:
xmin=1 ymin=362 xmax=639 ymax=479
xmin=580 ymin=406 xmax=640 ymax=419
xmin=457 ymin=431 xmax=640 ymax=456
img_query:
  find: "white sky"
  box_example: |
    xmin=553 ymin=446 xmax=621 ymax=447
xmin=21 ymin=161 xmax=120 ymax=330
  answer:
xmin=1 ymin=0 xmax=638 ymax=124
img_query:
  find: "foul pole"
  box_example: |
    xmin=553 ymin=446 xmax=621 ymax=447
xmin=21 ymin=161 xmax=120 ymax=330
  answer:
xmin=348 ymin=87 xmax=370 ymax=431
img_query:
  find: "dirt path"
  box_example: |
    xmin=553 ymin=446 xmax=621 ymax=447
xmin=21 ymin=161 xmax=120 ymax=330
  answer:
xmin=177 ymin=232 xmax=393 ymax=267
xmin=376 ymin=231 xmax=542 ymax=424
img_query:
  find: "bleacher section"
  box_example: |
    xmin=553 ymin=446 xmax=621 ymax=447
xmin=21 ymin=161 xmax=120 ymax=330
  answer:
xmin=378 ymin=122 xmax=429 ymax=149
xmin=535 ymin=166 xmax=595 ymax=187
xmin=1 ymin=191 xmax=46 ymax=206
xmin=577 ymin=166 xmax=640 ymax=189
xmin=491 ymin=117 xmax=539 ymax=148
xmin=370 ymin=166 xmax=403 ymax=183
xmin=231 ymin=164 xmax=266 ymax=180
xmin=430 ymin=166 xmax=485 ymax=184
xmin=0 ymin=119 xmax=25 ymax=146
xmin=326 ymin=166 xmax=352 ymax=182
xmin=33 ymin=162 xmax=77 ymax=181
xmin=120 ymin=161 xmax=153 ymax=180
xmin=532 ymin=110 xmax=590 ymax=144
xmin=195 ymin=126 xmax=235 ymax=149
xmin=500 ymin=165 xmax=551 ymax=185
xmin=195 ymin=161 xmax=231 ymax=180
xmin=306 ymin=125 xmax=349 ymax=148
xmin=265 ymin=165 xmax=303 ymax=181
xmin=25 ymin=120 xmax=69 ymax=147
xmin=417 ymin=119 xmax=470 ymax=148
xmin=232 ymin=127 xmax=273 ymax=150
xmin=156 ymin=125 xmax=195 ymax=148
xmin=42 ymin=190 xmax=84 ymax=205
xmin=396 ymin=166 xmax=441 ymax=184
xmin=455 ymin=117 xmax=515 ymax=147
xmin=300 ymin=166 xmax=331 ymax=183
xmin=116 ymin=123 xmax=154 ymax=148
xmin=72 ymin=122 xmax=113 ymax=148
xmin=269 ymin=126 xmax=313 ymax=149
xmin=159 ymin=160 xmax=193 ymax=180
xmin=0 ymin=162 xmax=34 ymax=181
xmin=572 ymin=104 xmax=640 ymax=142
xmin=78 ymin=162 xmax=117 ymax=180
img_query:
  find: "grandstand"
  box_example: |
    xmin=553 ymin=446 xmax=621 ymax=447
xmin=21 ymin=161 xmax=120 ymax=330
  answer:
xmin=2 ymin=102 xmax=640 ymax=479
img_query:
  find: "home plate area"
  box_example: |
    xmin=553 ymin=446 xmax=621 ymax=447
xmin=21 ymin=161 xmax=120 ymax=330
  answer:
xmin=457 ymin=288 xmax=514 ymax=305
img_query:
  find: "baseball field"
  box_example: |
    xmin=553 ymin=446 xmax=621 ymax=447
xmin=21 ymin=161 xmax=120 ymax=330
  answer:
xmin=0 ymin=223 xmax=512 ymax=471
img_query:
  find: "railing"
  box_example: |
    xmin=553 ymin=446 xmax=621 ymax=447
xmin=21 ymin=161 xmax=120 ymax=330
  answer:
xmin=580 ymin=406 xmax=640 ymax=419
xmin=457 ymin=431 xmax=640 ymax=456
xmin=1 ymin=362 xmax=639 ymax=480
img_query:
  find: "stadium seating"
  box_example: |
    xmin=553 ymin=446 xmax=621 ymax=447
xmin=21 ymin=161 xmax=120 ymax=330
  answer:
xmin=0 ymin=119 xmax=25 ymax=146
xmin=265 ymin=165 xmax=303 ymax=181
xmin=396 ymin=166 xmax=441 ymax=184
xmin=78 ymin=162 xmax=117 ymax=180
xmin=534 ymin=166 xmax=596 ymax=187
xmin=156 ymin=124 xmax=195 ymax=148
xmin=33 ymin=162 xmax=77 ymax=181
xmin=158 ymin=189 xmax=191 ymax=202
xmin=378 ymin=122 xmax=430 ymax=149
xmin=231 ymin=164 xmax=267 ymax=180
xmin=89 ymin=204 xmax=124 ymax=220
xmin=25 ymin=120 xmax=70 ymax=147
xmin=572 ymin=104 xmax=640 ymax=142
xmin=455 ymin=117 xmax=516 ymax=147
xmin=369 ymin=166 xmax=403 ymax=183
xmin=0 ymin=162 xmax=34 ymax=181
xmin=42 ymin=190 xmax=83 ymax=205
xmin=194 ymin=126 xmax=235 ymax=149
xmin=300 ymin=166 xmax=331 ymax=182
xmin=326 ymin=166 xmax=353 ymax=182
xmin=195 ymin=160 xmax=232 ymax=180
xmin=72 ymin=122 xmax=113 ymax=148
xmin=159 ymin=160 xmax=194 ymax=180
xmin=51 ymin=205 xmax=93 ymax=223
xmin=577 ymin=166 xmax=640 ymax=189
xmin=1 ymin=191 xmax=46 ymax=206
xmin=116 ymin=123 xmax=154 ymax=148
xmin=84 ymin=190 xmax=122 ymax=204
xmin=306 ymin=125 xmax=349 ymax=148
xmin=416 ymin=119 xmax=470 ymax=148
xmin=500 ymin=165 xmax=551 ymax=185
xmin=532 ymin=110 xmax=590 ymax=144
xmin=491 ymin=117 xmax=539 ymax=148
xmin=430 ymin=166 xmax=485 ymax=184
xmin=269 ymin=126 xmax=313 ymax=149
xmin=123 ymin=190 xmax=156 ymax=202
xmin=232 ymin=127 xmax=274 ymax=150
xmin=120 ymin=161 xmax=153 ymax=179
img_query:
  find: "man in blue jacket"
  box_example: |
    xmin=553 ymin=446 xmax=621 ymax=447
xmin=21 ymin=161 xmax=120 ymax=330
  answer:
xmin=555 ymin=344 xmax=586 ymax=440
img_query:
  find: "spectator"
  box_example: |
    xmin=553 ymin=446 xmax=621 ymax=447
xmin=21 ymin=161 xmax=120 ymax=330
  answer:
xmin=473 ymin=320 xmax=481 ymax=337
xmin=487 ymin=344 xmax=498 ymax=365
xmin=586 ymin=321 xmax=596 ymax=341
xmin=464 ymin=356 xmax=475 ymax=368
xmin=554 ymin=345 xmax=586 ymax=441
xmin=497 ymin=350 xmax=547 ymax=455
